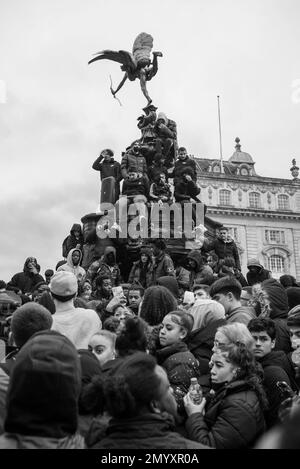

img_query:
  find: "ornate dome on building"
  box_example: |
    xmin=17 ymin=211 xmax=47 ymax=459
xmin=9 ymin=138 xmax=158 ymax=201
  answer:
xmin=229 ymin=137 xmax=255 ymax=165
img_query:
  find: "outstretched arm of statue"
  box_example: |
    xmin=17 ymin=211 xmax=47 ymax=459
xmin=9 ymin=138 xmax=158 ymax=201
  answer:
xmin=111 ymin=72 xmax=128 ymax=96
xmin=147 ymin=51 xmax=163 ymax=80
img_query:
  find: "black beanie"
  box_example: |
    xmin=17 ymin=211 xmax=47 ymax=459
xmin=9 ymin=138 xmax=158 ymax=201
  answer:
xmin=286 ymin=287 xmax=300 ymax=310
xmin=5 ymin=330 xmax=81 ymax=438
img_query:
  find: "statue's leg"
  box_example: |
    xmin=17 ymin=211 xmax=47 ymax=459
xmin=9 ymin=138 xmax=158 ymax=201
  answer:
xmin=140 ymin=69 xmax=152 ymax=104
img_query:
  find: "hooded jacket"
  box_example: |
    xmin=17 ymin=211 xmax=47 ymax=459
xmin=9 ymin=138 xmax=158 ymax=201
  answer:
xmin=246 ymin=260 xmax=271 ymax=286
xmin=0 ymin=331 xmax=84 ymax=449
xmin=57 ymin=248 xmax=86 ymax=283
xmin=128 ymin=252 xmax=154 ymax=288
xmin=186 ymin=251 xmax=215 ymax=289
xmin=226 ymin=305 xmax=256 ymax=325
xmin=62 ymin=223 xmax=83 ymax=259
xmin=153 ymin=251 xmax=175 ymax=282
xmin=157 ymin=276 xmax=180 ymax=298
xmin=87 ymin=246 xmax=121 ymax=287
xmin=204 ymin=236 xmax=241 ymax=271
xmin=186 ymin=380 xmax=265 ymax=448
xmin=261 ymin=279 xmax=291 ymax=353
xmin=7 ymin=257 xmax=45 ymax=295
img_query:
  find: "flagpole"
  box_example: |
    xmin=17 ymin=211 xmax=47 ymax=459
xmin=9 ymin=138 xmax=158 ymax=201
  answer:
xmin=217 ymin=95 xmax=224 ymax=173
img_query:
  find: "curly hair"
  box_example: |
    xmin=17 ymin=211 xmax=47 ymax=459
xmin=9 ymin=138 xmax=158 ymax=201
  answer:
xmin=116 ymin=316 xmax=149 ymax=357
xmin=219 ymin=343 xmax=268 ymax=411
xmin=140 ymin=285 xmax=178 ymax=326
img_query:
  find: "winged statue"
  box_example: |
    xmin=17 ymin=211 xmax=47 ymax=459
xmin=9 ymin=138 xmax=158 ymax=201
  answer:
xmin=88 ymin=32 xmax=162 ymax=104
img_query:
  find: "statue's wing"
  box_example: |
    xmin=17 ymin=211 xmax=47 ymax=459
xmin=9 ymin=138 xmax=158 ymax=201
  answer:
xmin=88 ymin=49 xmax=136 ymax=70
xmin=132 ymin=32 xmax=153 ymax=65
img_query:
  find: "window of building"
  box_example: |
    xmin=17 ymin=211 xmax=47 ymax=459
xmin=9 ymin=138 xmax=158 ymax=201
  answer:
xmin=249 ymin=192 xmax=261 ymax=208
xmin=213 ymin=164 xmax=221 ymax=173
xmin=278 ymin=194 xmax=289 ymax=210
xmin=265 ymin=230 xmax=285 ymax=244
xmin=227 ymin=227 xmax=239 ymax=242
xmin=219 ymin=189 xmax=231 ymax=206
xmin=268 ymin=255 xmax=284 ymax=273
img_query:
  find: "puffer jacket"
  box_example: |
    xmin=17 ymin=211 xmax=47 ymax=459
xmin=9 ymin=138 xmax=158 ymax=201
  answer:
xmin=185 ymin=380 xmax=265 ymax=448
xmin=155 ymin=342 xmax=200 ymax=412
xmin=92 ymin=412 xmax=208 ymax=449
xmin=87 ymin=247 xmax=121 ymax=287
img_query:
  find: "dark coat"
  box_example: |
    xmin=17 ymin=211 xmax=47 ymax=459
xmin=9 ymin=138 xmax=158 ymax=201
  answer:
xmin=204 ymin=237 xmax=241 ymax=271
xmin=92 ymin=412 xmax=208 ymax=449
xmin=187 ymin=318 xmax=226 ymax=393
xmin=174 ymin=179 xmax=200 ymax=203
xmin=153 ymin=252 xmax=175 ymax=282
xmin=185 ymin=380 xmax=265 ymax=448
xmin=258 ymin=352 xmax=293 ymax=428
xmin=155 ymin=342 xmax=200 ymax=411
xmin=122 ymin=176 xmax=149 ymax=198
xmin=62 ymin=223 xmax=83 ymax=258
xmin=7 ymin=272 xmax=45 ymax=295
xmin=172 ymin=158 xmax=197 ymax=185
xmin=128 ymin=260 xmax=154 ymax=289
xmin=186 ymin=250 xmax=215 ymax=289
xmin=247 ymin=267 xmax=271 ymax=286
xmin=92 ymin=157 xmax=122 ymax=182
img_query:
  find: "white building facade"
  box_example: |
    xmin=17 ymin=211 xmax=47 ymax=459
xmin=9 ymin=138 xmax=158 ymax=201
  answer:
xmin=194 ymin=138 xmax=300 ymax=280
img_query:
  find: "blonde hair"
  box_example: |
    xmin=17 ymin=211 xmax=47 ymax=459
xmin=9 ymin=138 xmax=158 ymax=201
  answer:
xmin=216 ymin=323 xmax=254 ymax=350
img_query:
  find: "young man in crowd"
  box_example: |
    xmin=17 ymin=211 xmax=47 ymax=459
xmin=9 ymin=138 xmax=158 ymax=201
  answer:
xmin=210 ymin=276 xmax=256 ymax=325
xmin=203 ymin=226 xmax=241 ymax=272
xmin=148 ymin=239 xmax=175 ymax=282
xmin=248 ymin=318 xmax=297 ymax=427
xmin=92 ymin=148 xmax=122 ymax=201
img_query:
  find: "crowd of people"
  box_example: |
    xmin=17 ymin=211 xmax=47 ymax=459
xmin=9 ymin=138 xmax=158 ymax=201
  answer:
xmin=1 ymin=219 xmax=300 ymax=450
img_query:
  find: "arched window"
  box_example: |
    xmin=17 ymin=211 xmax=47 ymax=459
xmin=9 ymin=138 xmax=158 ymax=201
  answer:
xmin=278 ymin=194 xmax=289 ymax=210
xmin=268 ymin=255 xmax=284 ymax=273
xmin=249 ymin=192 xmax=260 ymax=208
xmin=219 ymin=189 xmax=231 ymax=206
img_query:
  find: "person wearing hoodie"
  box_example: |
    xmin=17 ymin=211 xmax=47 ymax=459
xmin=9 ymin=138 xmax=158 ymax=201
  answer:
xmin=203 ymin=227 xmax=241 ymax=272
xmin=7 ymin=257 xmax=45 ymax=295
xmin=57 ymin=248 xmax=86 ymax=284
xmin=0 ymin=330 xmax=84 ymax=449
xmin=50 ymin=271 xmax=101 ymax=350
xmin=154 ymin=112 xmax=177 ymax=168
xmin=87 ymin=246 xmax=121 ymax=288
xmin=128 ymin=247 xmax=154 ymax=288
xmin=253 ymin=279 xmax=292 ymax=354
xmin=248 ymin=318 xmax=298 ymax=428
xmin=185 ymin=250 xmax=214 ymax=290
xmin=62 ymin=223 xmax=83 ymax=259
xmin=246 ymin=258 xmax=272 ymax=286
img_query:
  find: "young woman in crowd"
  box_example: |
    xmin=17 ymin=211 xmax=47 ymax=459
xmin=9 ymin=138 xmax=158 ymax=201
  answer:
xmin=184 ymin=342 xmax=267 ymax=448
xmin=155 ymin=310 xmax=200 ymax=412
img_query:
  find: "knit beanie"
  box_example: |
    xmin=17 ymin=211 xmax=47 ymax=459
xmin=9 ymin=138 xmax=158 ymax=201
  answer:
xmin=287 ymin=305 xmax=300 ymax=328
xmin=261 ymin=278 xmax=289 ymax=319
xmin=5 ymin=330 xmax=81 ymax=438
xmin=286 ymin=287 xmax=300 ymax=310
xmin=247 ymin=258 xmax=263 ymax=269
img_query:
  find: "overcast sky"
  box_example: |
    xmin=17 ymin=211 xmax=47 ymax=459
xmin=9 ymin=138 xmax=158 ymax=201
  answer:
xmin=1 ymin=0 xmax=300 ymax=281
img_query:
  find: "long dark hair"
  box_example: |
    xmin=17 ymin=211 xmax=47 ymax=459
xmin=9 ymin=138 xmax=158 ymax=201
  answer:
xmin=140 ymin=286 xmax=178 ymax=326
